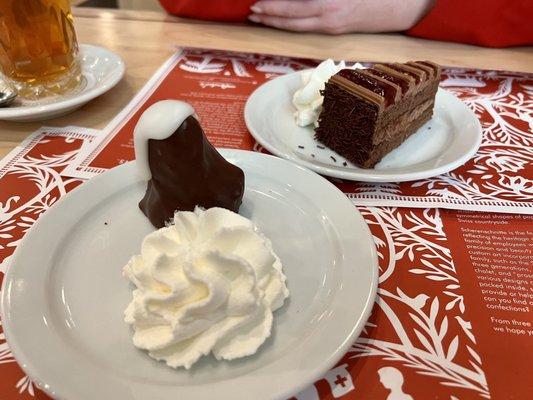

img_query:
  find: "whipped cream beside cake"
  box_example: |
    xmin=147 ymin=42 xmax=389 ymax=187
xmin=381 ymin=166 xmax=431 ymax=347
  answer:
xmin=292 ymin=59 xmax=363 ymax=127
xmin=123 ymin=207 xmax=289 ymax=369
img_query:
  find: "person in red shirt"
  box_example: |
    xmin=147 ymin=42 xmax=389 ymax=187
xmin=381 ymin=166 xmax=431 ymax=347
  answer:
xmin=158 ymin=0 xmax=532 ymax=48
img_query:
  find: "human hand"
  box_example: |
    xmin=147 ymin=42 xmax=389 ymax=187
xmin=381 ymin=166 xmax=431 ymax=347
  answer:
xmin=248 ymin=0 xmax=435 ymax=34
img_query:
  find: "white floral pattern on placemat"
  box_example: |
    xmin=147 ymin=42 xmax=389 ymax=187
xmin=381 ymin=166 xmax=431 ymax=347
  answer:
xmin=62 ymin=48 xmax=532 ymax=215
xmin=177 ymin=50 xmax=532 ymax=214
xmin=351 ymin=207 xmax=489 ymax=398
xmin=6 ymin=49 xmax=533 ymax=398
xmin=292 ymin=207 xmax=489 ymax=400
xmin=0 ymin=128 xmax=92 ymax=399
xmin=0 ymin=129 xmax=493 ymax=399
xmin=345 ymin=70 xmax=532 ymax=214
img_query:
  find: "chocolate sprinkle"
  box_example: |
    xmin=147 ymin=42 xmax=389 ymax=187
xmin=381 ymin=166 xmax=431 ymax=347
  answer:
xmin=298 ymin=145 xmax=304 ymax=149
xmin=330 ymin=156 xmax=337 ymax=162
xmin=311 ymin=154 xmax=315 ymax=158
xmin=317 ymin=145 xmax=325 ymax=149
xmin=343 ymin=161 xmax=348 ymax=167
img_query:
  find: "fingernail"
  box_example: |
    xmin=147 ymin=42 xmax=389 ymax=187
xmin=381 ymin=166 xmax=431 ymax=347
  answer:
xmin=250 ymin=4 xmax=263 ymax=13
xmin=248 ymin=14 xmax=261 ymax=23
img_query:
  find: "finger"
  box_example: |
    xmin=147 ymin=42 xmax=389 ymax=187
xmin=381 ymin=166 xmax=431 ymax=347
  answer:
xmin=248 ymin=14 xmax=322 ymax=32
xmin=251 ymin=0 xmax=324 ymax=18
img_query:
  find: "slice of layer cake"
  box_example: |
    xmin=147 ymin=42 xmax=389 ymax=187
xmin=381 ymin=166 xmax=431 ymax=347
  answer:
xmin=315 ymin=61 xmax=441 ymax=168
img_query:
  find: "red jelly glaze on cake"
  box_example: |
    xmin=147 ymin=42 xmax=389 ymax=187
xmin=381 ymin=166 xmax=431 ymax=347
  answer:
xmin=385 ymin=64 xmax=422 ymax=84
xmin=417 ymin=61 xmax=442 ymax=77
xmin=338 ymin=69 xmax=397 ymax=107
xmin=366 ymin=68 xmax=410 ymax=95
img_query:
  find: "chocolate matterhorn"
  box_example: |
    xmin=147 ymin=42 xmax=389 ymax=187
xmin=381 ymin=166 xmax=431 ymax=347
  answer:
xmin=134 ymin=100 xmax=245 ymax=228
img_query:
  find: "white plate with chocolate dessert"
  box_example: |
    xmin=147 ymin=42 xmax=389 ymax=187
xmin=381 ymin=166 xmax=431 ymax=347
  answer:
xmin=1 ymin=102 xmax=378 ymax=400
xmin=245 ymin=62 xmax=482 ymax=182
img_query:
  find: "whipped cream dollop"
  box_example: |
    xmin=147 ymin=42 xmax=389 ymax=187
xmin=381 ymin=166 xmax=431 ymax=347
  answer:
xmin=292 ymin=59 xmax=363 ymax=127
xmin=123 ymin=207 xmax=289 ymax=369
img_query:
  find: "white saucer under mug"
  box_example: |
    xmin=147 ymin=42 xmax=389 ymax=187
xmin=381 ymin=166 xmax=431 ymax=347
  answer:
xmin=0 ymin=44 xmax=125 ymax=122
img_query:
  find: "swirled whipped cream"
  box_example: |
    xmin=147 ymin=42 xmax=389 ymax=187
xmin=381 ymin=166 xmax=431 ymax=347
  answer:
xmin=123 ymin=207 xmax=289 ymax=369
xmin=292 ymin=59 xmax=363 ymax=127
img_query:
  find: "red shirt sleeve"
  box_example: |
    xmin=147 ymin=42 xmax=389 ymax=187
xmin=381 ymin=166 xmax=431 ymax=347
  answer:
xmin=158 ymin=0 xmax=253 ymax=22
xmin=159 ymin=0 xmax=532 ymax=48
xmin=406 ymin=0 xmax=533 ymax=48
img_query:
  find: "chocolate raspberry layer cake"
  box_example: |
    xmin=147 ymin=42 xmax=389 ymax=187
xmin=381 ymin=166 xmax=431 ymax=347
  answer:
xmin=315 ymin=61 xmax=441 ymax=168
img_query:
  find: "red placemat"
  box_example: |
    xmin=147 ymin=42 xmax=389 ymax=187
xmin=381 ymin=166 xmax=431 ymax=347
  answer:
xmin=67 ymin=48 xmax=533 ymax=214
xmin=1 ymin=50 xmax=532 ymax=399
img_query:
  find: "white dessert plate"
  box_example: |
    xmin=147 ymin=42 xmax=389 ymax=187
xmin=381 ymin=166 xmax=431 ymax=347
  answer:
xmin=245 ymin=70 xmax=482 ymax=182
xmin=1 ymin=150 xmax=378 ymax=400
xmin=0 ymin=44 xmax=125 ymax=122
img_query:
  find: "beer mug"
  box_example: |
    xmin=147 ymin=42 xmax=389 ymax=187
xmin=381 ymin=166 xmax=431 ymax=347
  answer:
xmin=0 ymin=0 xmax=83 ymax=100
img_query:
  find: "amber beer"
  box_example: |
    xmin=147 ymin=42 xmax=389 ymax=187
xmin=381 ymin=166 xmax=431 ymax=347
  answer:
xmin=0 ymin=0 xmax=82 ymax=99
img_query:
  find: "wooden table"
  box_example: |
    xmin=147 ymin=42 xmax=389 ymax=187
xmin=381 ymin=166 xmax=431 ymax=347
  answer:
xmin=1 ymin=8 xmax=532 ymax=159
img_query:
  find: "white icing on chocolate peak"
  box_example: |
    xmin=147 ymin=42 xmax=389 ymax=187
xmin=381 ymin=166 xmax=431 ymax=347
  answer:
xmin=134 ymin=100 xmax=195 ymax=180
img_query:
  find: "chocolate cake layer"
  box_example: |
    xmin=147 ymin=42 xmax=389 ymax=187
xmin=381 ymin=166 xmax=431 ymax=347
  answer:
xmin=372 ymin=82 xmax=438 ymax=145
xmin=316 ymin=82 xmax=379 ymax=165
xmin=315 ymin=60 xmax=441 ymax=168
xmin=364 ymin=107 xmax=434 ymax=167
xmin=384 ymin=63 xmax=422 ymax=83
xmin=417 ymin=61 xmax=442 ymax=77
xmin=395 ymin=63 xmax=427 ymax=82
xmin=337 ymin=69 xmax=399 ymax=107
xmin=366 ymin=68 xmax=411 ymax=95
xmin=407 ymin=61 xmax=434 ymax=79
